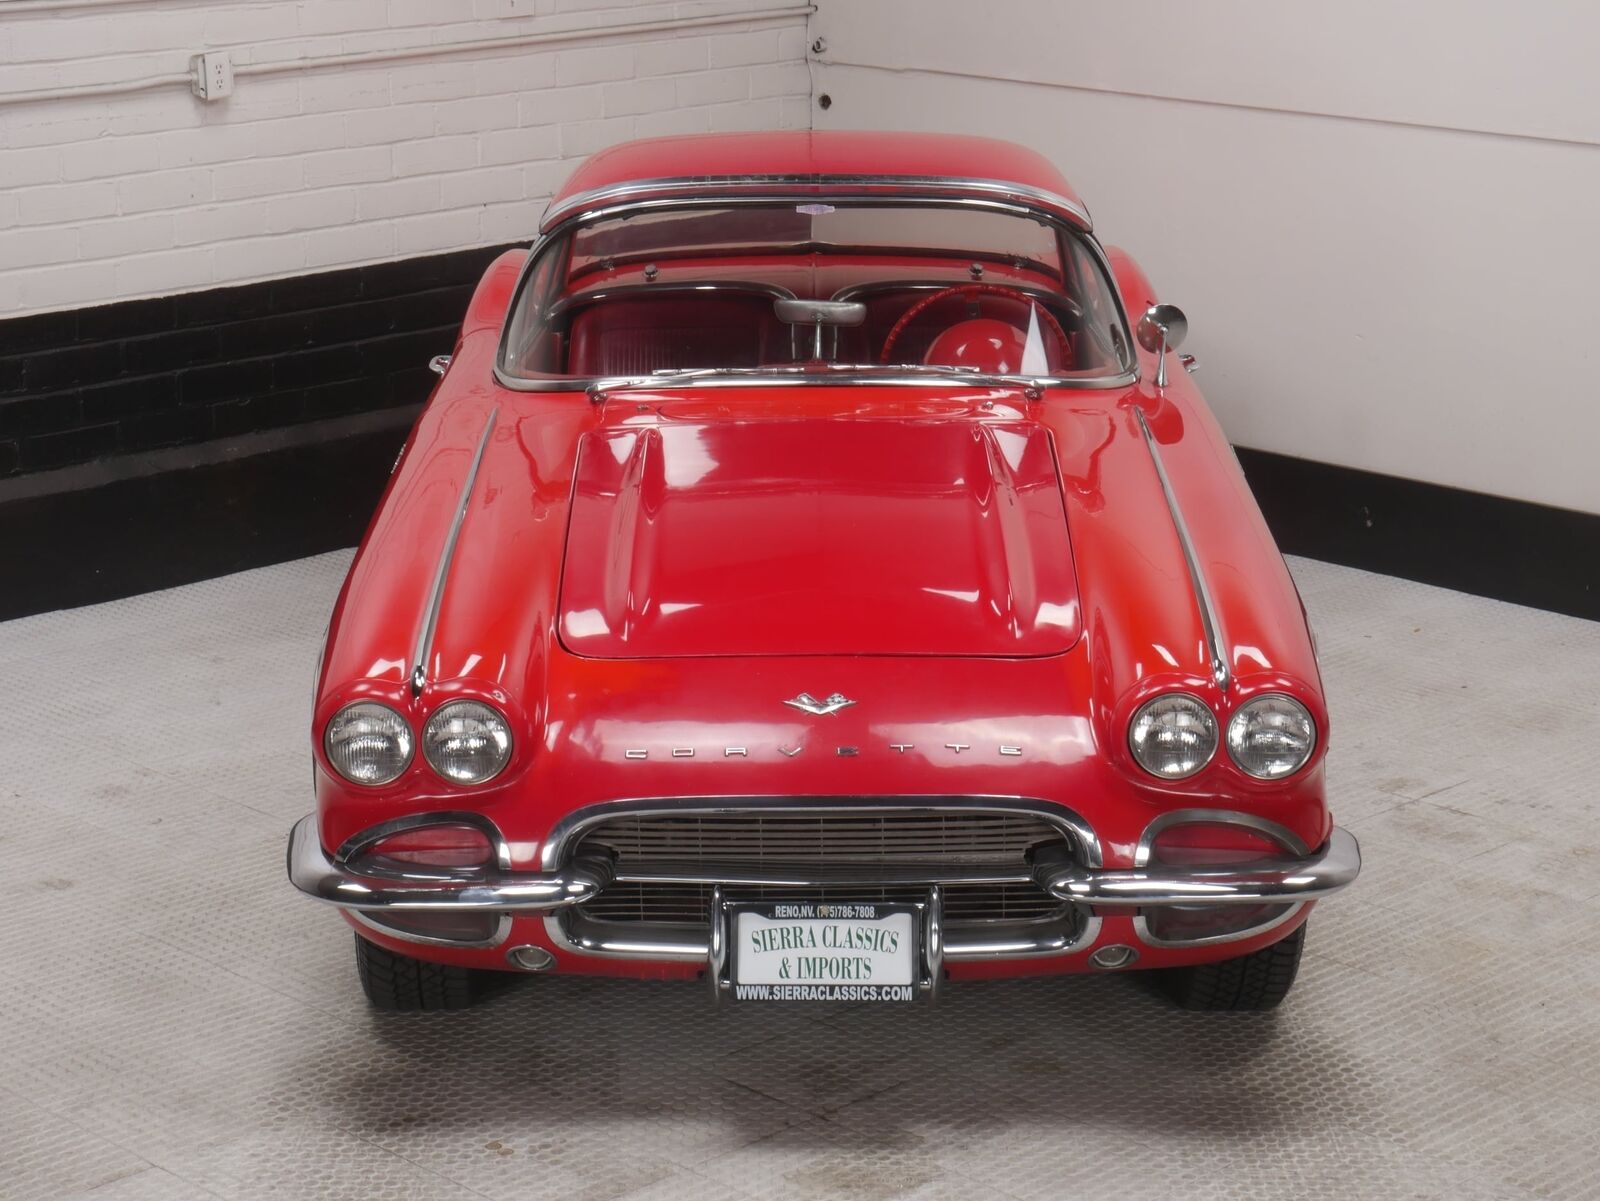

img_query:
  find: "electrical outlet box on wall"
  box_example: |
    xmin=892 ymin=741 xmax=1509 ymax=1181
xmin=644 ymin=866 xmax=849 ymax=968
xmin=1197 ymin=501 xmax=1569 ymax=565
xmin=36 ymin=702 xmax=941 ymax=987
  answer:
xmin=190 ymin=51 xmax=234 ymax=101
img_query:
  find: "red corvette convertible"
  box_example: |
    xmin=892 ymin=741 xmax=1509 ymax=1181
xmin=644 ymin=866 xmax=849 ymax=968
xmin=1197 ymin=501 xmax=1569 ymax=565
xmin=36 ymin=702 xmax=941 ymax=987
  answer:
xmin=288 ymin=131 xmax=1359 ymax=1012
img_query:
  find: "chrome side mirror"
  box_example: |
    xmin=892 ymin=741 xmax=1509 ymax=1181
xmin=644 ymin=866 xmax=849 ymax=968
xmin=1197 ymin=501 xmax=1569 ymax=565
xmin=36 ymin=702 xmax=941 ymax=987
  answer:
xmin=1136 ymin=303 xmax=1188 ymax=388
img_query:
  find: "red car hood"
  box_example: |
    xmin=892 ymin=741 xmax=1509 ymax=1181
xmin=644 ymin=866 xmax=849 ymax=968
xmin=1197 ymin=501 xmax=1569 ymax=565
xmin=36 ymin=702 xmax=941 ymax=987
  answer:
xmin=558 ymin=412 xmax=1081 ymax=658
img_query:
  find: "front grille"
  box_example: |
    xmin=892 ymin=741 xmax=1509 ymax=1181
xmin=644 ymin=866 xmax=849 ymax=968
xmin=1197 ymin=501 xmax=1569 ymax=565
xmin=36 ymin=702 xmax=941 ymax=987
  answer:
xmin=576 ymin=809 xmax=1068 ymax=866
xmin=580 ymin=881 xmax=1066 ymax=925
xmin=571 ymin=807 xmax=1074 ymax=927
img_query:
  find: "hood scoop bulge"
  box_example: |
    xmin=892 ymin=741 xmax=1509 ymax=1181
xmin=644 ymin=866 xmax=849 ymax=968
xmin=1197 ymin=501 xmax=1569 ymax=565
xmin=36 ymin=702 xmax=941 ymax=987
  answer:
xmin=558 ymin=417 xmax=1081 ymax=658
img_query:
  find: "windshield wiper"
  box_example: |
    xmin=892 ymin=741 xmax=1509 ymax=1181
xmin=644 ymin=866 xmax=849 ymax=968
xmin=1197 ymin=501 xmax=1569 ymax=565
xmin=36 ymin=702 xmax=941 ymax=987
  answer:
xmin=585 ymin=367 xmax=756 ymax=398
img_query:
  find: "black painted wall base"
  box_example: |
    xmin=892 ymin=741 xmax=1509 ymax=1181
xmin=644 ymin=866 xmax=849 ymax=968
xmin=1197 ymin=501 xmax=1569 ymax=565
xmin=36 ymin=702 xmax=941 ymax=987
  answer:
xmin=0 ymin=243 xmax=515 ymax=479
xmin=0 ymin=243 xmax=507 ymax=620
xmin=1236 ymin=449 xmax=1599 ymax=623
xmin=0 ymin=410 xmax=413 ymax=622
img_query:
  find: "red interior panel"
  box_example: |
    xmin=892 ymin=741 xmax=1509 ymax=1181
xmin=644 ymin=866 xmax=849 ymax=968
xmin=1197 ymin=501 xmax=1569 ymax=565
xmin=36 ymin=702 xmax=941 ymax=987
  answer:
xmin=566 ymin=296 xmax=783 ymax=376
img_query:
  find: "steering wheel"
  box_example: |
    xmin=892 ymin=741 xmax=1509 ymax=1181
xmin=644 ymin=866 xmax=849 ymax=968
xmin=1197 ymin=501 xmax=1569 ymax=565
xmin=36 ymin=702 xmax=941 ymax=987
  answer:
xmin=879 ymin=283 xmax=1074 ymax=366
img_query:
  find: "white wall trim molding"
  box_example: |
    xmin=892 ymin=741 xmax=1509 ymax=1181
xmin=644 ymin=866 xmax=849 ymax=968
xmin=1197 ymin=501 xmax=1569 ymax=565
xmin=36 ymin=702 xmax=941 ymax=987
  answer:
xmin=0 ymin=0 xmax=207 ymax=11
xmin=817 ymin=56 xmax=1600 ymax=153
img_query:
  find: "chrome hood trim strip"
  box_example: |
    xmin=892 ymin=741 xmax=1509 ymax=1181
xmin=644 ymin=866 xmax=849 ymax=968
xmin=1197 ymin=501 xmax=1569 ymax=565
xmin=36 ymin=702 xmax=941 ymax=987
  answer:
xmin=1133 ymin=404 xmax=1231 ymax=691
xmin=411 ymin=406 xmax=497 ymax=696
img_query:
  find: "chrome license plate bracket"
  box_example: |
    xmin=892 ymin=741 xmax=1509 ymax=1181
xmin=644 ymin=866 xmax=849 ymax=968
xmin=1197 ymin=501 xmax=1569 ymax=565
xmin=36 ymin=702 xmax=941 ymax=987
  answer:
xmin=709 ymin=886 xmax=944 ymax=1004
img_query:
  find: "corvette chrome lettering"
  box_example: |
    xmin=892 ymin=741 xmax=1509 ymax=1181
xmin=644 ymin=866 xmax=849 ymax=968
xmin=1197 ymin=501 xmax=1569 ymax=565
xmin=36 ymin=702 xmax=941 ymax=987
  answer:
xmin=620 ymin=741 xmax=1022 ymax=760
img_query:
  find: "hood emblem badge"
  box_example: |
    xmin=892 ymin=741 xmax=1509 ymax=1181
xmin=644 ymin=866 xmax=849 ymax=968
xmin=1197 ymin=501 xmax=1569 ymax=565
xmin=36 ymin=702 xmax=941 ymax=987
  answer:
xmin=785 ymin=691 xmax=856 ymax=716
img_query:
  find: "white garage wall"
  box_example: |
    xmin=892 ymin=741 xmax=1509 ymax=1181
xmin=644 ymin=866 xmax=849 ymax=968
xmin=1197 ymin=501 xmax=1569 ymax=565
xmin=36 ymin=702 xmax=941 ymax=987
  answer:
xmin=811 ymin=1 xmax=1600 ymax=515
xmin=0 ymin=0 xmax=812 ymax=317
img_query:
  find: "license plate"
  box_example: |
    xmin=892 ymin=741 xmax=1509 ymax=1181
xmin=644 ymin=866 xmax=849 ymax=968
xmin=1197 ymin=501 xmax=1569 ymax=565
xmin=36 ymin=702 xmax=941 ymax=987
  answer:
xmin=728 ymin=901 xmax=920 ymax=1002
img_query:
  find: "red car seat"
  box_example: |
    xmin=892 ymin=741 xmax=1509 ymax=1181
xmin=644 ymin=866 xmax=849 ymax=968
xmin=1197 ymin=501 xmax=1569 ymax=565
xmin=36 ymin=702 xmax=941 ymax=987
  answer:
xmin=566 ymin=296 xmax=778 ymax=375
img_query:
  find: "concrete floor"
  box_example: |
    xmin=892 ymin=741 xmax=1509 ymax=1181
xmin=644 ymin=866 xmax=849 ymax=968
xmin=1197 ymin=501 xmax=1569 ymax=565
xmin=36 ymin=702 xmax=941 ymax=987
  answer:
xmin=2 ymin=552 xmax=1597 ymax=1201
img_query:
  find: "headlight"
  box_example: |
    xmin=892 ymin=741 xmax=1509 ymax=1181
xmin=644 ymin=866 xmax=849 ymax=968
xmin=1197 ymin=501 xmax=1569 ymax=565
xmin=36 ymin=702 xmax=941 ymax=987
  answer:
xmin=1227 ymin=694 xmax=1316 ymax=779
xmin=1128 ymin=693 xmax=1217 ymax=779
xmin=423 ymin=700 xmax=512 ymax=784
xmin=324 ymin=702 xmax=413 ymax=785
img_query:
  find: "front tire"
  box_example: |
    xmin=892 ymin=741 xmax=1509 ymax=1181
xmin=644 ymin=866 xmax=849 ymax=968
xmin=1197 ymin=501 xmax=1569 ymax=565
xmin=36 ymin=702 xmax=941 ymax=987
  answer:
xmin=354 ymin=934 xmax=486 ymax=1011
xmin=1155 ymin=922 xmax=1306 ymax=1011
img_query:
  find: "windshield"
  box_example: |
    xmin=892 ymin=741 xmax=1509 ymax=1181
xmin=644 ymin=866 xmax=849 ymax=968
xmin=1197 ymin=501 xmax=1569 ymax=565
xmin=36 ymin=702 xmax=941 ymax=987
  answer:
xmin=498 ymin=201 xmax=1133 ymax=384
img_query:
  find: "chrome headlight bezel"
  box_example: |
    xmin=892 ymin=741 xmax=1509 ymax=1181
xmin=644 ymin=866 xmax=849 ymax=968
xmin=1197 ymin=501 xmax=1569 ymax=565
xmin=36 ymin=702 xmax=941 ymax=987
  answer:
xmin=1127 ymin=692 xmax=1219 ymax=780
xmin=1226 ymin=693 xmax=1317 ymax=780
xmin=324 ymin=701 xmax=414 ymax=786
xmin=422 ymin=700 xmax=513 ymax=786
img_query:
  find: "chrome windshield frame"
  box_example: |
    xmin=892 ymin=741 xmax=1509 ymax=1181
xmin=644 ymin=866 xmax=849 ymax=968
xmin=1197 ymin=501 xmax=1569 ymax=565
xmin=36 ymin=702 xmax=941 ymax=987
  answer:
xmin=493 ymin=192 xmax=1139 ymax=394
xmin=538 ymin=173 xmax=1095 ymax=234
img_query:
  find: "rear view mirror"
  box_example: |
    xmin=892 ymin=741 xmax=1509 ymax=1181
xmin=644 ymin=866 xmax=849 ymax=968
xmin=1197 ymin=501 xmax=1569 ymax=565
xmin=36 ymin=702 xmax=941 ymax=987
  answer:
xmin=775 ymin=299 xmax=867 ymax=361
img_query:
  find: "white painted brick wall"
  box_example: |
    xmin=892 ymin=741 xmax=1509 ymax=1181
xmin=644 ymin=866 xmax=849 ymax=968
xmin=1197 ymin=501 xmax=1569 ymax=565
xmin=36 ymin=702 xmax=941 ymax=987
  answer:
xmin=0 ymin=0 xmax=815 ymax=317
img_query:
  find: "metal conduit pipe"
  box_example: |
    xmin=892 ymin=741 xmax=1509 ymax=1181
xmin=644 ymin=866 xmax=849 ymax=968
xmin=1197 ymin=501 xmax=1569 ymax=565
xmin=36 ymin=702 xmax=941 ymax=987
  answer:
xmin=0 ymin=4 xmax=815 ymax=107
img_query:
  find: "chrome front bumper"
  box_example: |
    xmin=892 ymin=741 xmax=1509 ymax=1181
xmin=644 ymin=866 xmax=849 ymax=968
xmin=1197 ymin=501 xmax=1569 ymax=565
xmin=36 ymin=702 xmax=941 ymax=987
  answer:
xmin=1039 ymin=827 xmax=1362 ymax=907
xmin=288 ymin=812 xmax=1361 ymax=957
xmin=286 ymin=814 xmax=605 ymax=912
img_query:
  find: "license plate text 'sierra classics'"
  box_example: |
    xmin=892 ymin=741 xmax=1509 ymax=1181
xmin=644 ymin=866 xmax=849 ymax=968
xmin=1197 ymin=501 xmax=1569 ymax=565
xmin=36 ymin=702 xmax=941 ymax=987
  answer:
xmin=730 ymin=902 xmax=919 ymax=1002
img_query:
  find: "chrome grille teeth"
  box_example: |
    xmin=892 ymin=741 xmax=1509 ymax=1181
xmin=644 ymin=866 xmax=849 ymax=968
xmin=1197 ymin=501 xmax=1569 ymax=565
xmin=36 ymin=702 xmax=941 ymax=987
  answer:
xmin=579 ymin=812 xmax=1062 ymax=865
xmin=579 ymin=881 xmax=1066 ymax=925
xmin=573 ymin=810 xmax=1071 ymax=925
